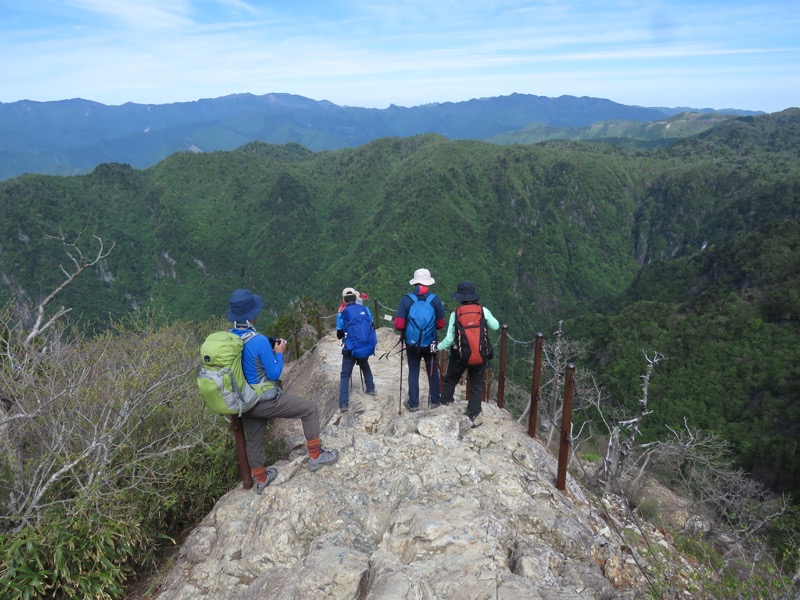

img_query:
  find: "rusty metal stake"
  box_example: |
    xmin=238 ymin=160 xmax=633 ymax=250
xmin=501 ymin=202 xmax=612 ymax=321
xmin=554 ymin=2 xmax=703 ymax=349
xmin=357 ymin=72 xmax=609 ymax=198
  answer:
xmin=229 ymin=415 xmax=252 ymax=490
xmin=496 ymin=324 xmax=508 ymax=408
xmin=556 ymin=363 xmax=575 ymax=491
xmin=483 ymin=367 xmax=493 ymax=403
xmin=528 ymin=333 xmax=544 ymax=438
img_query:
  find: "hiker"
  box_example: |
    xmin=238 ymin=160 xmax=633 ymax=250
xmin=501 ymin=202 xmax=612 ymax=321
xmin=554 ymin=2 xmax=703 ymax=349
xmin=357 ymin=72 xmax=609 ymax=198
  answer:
xmin=336 ymin=287 xmax=377 ymax=411
xmin=394 ymin=268 xmax=445 ymax=411
xmin=337 ymin=289 xmax=366 ymax=313
xmin=437 ymin=281 xmax=500 ymax=428
xmin=227 ymin=288 xmax=339 ymax=493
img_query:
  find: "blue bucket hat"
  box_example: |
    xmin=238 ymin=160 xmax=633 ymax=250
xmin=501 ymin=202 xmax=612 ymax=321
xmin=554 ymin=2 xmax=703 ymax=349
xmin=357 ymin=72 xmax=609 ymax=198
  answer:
xmin=227 ymin=288 xmax=263 ymax=322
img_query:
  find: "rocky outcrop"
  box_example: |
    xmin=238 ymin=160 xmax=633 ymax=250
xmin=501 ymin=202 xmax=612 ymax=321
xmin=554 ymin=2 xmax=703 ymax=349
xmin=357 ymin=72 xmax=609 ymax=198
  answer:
xmin=155 ymin=328 xmax=650 ymax=599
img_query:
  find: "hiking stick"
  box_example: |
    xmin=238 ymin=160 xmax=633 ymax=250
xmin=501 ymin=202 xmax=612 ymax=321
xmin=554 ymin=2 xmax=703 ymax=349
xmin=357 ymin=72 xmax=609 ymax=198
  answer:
xmin=379 ymin=337 xmax=402 ymax=360
xmin=426 ymin=349 xmax=433 ymax=412
xmin=399 ymin=339 xmax=404 ymax=415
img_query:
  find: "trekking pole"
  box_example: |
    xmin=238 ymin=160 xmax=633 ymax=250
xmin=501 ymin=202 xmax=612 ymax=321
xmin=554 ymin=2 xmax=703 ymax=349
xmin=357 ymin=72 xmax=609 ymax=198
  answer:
xmin=399 ymin=339 xmax=405 ymax=415
xmin=438 ymin=349 xmax=445 ymax=395
xmin=379 ymin=337 xmax=402 ymax=360
xmin=426 ymin=348 xmax=434 ymax=411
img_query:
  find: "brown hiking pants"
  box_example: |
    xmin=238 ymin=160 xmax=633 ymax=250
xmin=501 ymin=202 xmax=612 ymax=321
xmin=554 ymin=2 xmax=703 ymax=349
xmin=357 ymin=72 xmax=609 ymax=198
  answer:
xmin=241 ymin=391 xmax=320 ymax=468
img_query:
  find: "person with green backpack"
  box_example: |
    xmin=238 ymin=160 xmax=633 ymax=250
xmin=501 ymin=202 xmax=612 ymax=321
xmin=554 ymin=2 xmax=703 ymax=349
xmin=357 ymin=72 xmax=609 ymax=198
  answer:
xmin=227 ymin=288 xmax=339 ymax=493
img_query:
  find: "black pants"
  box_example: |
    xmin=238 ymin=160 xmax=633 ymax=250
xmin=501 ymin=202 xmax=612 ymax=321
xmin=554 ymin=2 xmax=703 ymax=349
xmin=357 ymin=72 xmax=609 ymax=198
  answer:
xmin=441 ymin=352 xmax=486 ymax=419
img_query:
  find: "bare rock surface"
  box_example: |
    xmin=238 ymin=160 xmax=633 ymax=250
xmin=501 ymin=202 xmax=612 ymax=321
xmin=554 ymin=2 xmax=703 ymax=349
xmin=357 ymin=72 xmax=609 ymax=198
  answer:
xmin=155 ymin=328 xmax=652 ymax=599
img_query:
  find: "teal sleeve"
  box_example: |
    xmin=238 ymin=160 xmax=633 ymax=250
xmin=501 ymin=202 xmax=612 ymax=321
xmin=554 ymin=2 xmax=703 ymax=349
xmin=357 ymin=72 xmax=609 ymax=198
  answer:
xmin=437 ymin=312 xmax=457 ymax=350
xmin=483 ymin=307 xmax=500 ymax=330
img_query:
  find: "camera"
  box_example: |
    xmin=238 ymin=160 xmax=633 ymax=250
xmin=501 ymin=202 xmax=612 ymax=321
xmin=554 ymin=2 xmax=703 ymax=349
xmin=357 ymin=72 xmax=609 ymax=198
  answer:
xmin=268 ymin=336 xmax=280 ymax=348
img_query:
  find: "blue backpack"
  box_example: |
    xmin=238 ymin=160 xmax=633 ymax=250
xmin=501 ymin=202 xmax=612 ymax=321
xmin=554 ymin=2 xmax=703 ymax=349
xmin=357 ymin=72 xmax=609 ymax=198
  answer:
xmin=341 ymin=303 xmax=378 ymax=359
xmin=404 ymin=293 xmax=437 ymax=347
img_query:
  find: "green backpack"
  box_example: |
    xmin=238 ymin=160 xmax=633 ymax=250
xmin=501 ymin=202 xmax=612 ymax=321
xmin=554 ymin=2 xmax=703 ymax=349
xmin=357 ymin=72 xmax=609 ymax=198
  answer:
xmin=197 ymin=331 xmax=259 ymax=415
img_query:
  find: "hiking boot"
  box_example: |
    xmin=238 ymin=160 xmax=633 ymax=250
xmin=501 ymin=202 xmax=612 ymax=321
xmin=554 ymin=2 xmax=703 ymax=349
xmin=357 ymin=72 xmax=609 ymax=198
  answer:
xmin=340 ymin=404 xmax=349 ymax=412
xmin=308 ymin=448 xmax=339 ymax=472
xmin=403 ymin=399 xmax=418 ymax=412
xmin=429 ymin=401 xmax=441 ymax=409
xmin=366 ymin=388 xmax=376 ymax=397
xmin=254 ymin=467 xmax=278 ymax=495
xmin=469 ymin=415 xmax=484 ymax=428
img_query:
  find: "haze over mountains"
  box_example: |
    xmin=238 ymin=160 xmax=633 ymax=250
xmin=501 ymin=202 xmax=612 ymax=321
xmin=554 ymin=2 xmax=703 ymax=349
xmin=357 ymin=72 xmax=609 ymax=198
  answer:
xmin=0 ymin=92 xmax=765 ymax=181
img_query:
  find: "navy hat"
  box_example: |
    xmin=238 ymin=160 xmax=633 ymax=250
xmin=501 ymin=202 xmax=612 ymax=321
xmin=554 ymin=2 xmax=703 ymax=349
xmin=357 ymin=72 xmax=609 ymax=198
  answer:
xmin=227 ymin=289 xmax=263 ymax=322
xmin=452 ymin=281 xmax=480 ymax=302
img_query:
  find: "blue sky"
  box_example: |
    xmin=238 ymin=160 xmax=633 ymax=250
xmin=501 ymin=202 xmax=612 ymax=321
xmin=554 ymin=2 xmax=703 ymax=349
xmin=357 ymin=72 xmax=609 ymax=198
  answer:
xmin=1 ymin=0 xmax=797 ymax=112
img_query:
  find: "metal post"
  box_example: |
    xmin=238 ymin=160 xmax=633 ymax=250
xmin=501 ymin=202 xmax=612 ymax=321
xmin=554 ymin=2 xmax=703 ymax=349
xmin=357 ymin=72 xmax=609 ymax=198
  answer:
xmin=229 ymin=415 xmax=252 ymax=490
xmin=556 ymin=363 xmax=575 ymax=491
xmin=483 ymin=368 xmax=493 ymax=403
xmin=496 ymin=324 xmax=508 ymax=409
xmin=528 ymin=333 xmax=544 ymax=438
xmin=373 ymin=299 xmax=380 ymax=328
xmin=315 ymin=315 xmax=322 ymax=339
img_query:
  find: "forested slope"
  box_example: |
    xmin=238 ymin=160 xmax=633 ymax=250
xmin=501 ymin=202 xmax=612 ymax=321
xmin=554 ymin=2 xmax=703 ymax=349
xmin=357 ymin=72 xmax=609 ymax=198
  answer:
xmin=0 ymin=109 xmax=798 ymax=496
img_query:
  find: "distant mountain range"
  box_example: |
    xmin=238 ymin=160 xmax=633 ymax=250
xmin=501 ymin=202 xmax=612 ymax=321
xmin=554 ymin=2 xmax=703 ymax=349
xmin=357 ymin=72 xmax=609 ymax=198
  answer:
xmin=0 ymin=92 xmax=764 ymax=181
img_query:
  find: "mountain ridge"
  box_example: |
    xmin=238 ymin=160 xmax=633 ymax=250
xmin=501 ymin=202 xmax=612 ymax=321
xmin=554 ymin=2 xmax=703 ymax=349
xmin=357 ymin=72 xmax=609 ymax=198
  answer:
xmin=0 ymin=92 xmax=766 ymax=181
xmin=149 ymin=327 xmax=695 ymax=599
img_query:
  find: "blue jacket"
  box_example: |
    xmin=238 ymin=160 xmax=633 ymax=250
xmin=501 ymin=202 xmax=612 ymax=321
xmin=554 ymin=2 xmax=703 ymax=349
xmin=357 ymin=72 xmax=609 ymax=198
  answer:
xmin=230 ymin=327 xmax=283 ymax=386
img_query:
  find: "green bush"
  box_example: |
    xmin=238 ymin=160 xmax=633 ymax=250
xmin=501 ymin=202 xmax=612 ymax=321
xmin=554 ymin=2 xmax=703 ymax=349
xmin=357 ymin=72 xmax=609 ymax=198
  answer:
xmin=0 ymin=313 xmax=243 ymax=599
xmin=0 ymin=508 xmax=144 ymax=599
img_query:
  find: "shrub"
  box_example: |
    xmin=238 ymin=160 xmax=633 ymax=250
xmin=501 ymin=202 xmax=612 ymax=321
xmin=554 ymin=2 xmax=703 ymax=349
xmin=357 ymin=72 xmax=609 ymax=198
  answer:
xmin=0 ymin=312 xmax=241 ymax=598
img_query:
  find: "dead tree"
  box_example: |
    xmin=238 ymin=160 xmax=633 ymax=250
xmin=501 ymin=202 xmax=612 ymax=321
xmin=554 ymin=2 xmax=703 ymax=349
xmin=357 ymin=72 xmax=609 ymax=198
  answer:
xmin=24 ymin=231 xmax=114 ymax=345
xmin=516 ymin=321 xmax=595 ymax=446
xmin=597 ymin=350 xmax=664 ymax=493
xmin=0 ymin=232 xmax=209 ymax=532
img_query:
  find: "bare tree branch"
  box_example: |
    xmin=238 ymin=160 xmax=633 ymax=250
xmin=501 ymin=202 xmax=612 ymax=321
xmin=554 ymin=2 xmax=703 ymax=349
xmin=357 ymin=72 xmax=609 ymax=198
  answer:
xmin=24 ymin=231 xmax=114 ymax=345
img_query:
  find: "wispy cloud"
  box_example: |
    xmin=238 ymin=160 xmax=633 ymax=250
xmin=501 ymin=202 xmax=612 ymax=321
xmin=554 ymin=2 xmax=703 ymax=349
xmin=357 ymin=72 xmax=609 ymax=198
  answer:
xmin=0 ymin=0 xmax=797 ymax=111
xmin=63 ymin=0 xmax=194 ymax=29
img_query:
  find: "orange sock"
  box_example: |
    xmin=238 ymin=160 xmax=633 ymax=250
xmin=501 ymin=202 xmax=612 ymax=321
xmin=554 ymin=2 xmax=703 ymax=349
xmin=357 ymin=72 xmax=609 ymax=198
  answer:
xmin=251 ymin=466 xmax=267 ymax=483
xmin=307 ymin=437 xmax=321 ymax=460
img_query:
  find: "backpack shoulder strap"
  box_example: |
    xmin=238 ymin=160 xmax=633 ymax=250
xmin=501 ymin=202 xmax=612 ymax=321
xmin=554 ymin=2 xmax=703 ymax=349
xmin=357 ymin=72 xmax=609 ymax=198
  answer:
xmin=407 ymin=293 xmax=419 ymax=303
xmin=425 ymin=293 xmax=436 ymax=304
